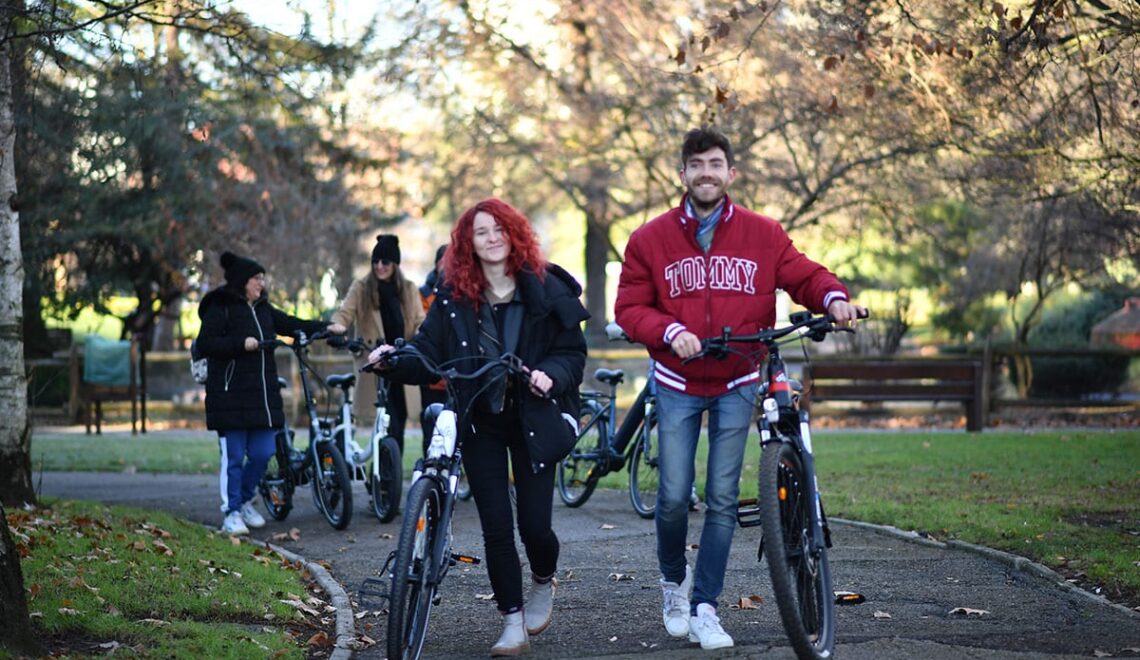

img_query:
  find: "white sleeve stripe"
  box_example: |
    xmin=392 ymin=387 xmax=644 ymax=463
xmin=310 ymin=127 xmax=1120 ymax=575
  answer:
xmin=663 ymin=322 xmax=686 ymax=344
xmin=823 ymin=291 xmax=848 ymax=310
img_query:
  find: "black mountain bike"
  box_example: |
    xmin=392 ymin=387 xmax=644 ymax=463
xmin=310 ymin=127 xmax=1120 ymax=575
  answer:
xmin=687 ymin=310 xmax=867 ymax=660
xmin=257 ymin=329 xmax=354 ymax=530
xmin=557 ymin=323 xmax=660 ymax=517
xmin=362 ymin=347 xmax=532 ymax=660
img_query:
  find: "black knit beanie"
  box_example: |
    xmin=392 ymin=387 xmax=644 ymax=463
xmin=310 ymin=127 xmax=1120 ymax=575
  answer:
xmin=221 ymin=251 xmax=266 ymax=288
xmin=372 ymin=234 xmax=401 ymax=264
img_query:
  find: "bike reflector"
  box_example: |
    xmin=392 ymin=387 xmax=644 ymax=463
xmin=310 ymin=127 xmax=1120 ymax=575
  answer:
xmin=834 ymin=591 xmax=866 ymax=605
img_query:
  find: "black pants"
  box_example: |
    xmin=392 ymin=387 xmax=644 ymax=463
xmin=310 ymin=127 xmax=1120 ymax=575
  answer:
xmin=388 ymin=381 xmax=407 ymax=454
xmin=464 ymin=411 xmax=559 ymax=614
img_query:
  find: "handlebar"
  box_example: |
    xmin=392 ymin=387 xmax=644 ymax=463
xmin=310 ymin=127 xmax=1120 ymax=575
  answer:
xmin=326 ymin=335 xmax=370 ymax=353
xmin=364 ymin=343 xmax=530 ymax=383
xmin=683 ymin=309 xmax=870 ymax=364
xmin=257 ymin=327 xmax=354 ymax=352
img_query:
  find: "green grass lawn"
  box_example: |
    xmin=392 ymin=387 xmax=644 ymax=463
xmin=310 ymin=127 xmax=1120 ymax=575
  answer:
xmin=30 ymin=427 xmax=1140 ymax=607
xmin=7 ymin=499 xmax=327 ymax=658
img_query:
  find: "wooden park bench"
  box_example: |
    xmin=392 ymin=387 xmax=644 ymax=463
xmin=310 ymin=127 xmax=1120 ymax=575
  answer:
xmin=800 ymin=359 xmax=986 ymax=431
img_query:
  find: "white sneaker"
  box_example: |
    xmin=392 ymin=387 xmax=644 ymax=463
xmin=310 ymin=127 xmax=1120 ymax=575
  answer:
xmin=240 ymin=501 xmax=266 ymax=528
xmin=222 ymin=511 xmax=249 ymax=536
xmin=660 ymin=565 xmax=692 ymax=638
xmin=689 ymin=603 xmax=734 ymax=650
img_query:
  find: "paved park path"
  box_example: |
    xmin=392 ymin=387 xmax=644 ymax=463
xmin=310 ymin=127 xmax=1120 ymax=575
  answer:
xmin=40 ymin=469 xmax=1140 ymax=660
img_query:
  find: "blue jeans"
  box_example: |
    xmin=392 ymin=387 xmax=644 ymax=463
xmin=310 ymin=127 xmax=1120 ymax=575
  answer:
xmin=655 ymin=383 xmax=757 ymax=613
xmin=218 ymin=429 xmax=276 ymax=514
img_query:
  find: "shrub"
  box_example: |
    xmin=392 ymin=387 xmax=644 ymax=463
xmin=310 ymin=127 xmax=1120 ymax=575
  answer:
xmin=1025 ymin=291 xmax=1132 ymax=398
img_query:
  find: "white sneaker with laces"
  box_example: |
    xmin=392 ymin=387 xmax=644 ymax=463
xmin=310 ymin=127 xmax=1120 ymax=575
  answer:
xmin=689 ymin=603 xmax=734 ymax=650
xmin=240 ymin=501 xmax=266 ymax=528
xmin=660 ymin=565 xmax=692 ymax=638
xmin=222 ymin=511 xmax=249 ymax=536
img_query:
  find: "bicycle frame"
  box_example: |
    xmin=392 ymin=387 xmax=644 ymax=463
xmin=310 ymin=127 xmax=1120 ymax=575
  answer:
xmin=755 ymin=343 xmax=829 ymax=552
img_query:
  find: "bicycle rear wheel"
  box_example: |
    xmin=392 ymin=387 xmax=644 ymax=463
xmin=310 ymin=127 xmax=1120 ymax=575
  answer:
xmin=313 ymin=441 xmax=354 ymax=530
xmin=370 ymin=436 xmax=403 ymax=523
xmin=259 ymin=433 xmax=294 ymax=521
xmin=387 ymin=477 xmax=444 ymax=660
xmin=758 ymin=441 xmax=836 ymax=660
xmin=628 ymin=406 xmax=659 ymax=519
xmin=556 ymin=398 xmax=606 ymax=507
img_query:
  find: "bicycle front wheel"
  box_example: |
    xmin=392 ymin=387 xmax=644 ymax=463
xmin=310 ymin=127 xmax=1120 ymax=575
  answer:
xmin=557 ymin=398 xmax=606 ymax=507
xmin=628 ymin=406 xmax=659 ymax=519
xmin=313 ymin=441 xmax=354 ymax=530
xmin=387 ymin=477 xmax=444 ymax=660
xmin=370 ymin=436 xmax=403 ymax=523
xmin=259 ymin=434 xmax=293 ymax=521
xmin=758 ymin=441 xmax=836 ymax=660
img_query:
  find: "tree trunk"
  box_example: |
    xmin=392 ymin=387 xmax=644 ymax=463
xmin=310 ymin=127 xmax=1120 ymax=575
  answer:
xmin=0 ymin=2 xmax=34 ymax=509
xmin=583 ymin=172 xmax=611 ymax=346
xmin=0 ymin=501 xmax=40 ymax=654
xmin=0 ymin=10 xmax=40 ymax=653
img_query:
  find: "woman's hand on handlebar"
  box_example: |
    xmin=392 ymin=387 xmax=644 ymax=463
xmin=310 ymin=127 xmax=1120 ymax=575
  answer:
xmin=527 ymin=368 xmax=553 ymax=397
xmin=327 ymin=323 xmax=347 ymax=335
xmin=365 ymin=344 xmax=396 ymax=371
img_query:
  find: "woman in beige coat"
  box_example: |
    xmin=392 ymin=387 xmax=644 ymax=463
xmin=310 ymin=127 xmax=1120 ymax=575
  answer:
xmin=332 ymin=234 xmax=425 ymax=453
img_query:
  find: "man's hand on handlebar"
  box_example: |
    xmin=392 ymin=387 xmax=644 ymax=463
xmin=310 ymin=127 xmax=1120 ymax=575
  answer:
xmin=827 ymin=300 xmax=869 ymax=328
xmin=670 ymin=330 xmax=703 ymax=360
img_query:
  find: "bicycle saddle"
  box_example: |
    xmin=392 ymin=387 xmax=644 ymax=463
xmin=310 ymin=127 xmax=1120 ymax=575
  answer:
xmin=593 ymin=368 xmax=625 ymax=386
xmin=326 ymin=373 xmax=356 ymax=389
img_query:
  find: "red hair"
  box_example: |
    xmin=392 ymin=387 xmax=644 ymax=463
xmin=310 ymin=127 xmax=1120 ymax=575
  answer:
xmin=442 ymin=198 xmax=546 ymax=307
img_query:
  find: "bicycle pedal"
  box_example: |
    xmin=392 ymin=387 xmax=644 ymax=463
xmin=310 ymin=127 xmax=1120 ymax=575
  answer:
xmin=358 ymin=577 xmax=389 ymax=611
xmin=450 ymin=552 xmax=481 ymax=566
xmin=736 ymin=498 xmax=762 ymax=528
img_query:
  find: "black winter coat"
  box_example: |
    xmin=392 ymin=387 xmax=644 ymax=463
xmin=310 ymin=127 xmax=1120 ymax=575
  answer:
xmin=197 ymin=286 xmax=328 ymax=431
xmin=387 ymin=263 xmax=589 ymax=472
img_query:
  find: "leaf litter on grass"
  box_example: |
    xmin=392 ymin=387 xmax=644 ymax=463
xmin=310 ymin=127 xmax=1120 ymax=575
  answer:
xmin=10 ymin=499 xmax=339 ymax=658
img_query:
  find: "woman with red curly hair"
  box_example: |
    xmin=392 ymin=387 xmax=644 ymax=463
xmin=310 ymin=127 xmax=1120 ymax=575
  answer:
xmin=369 ymin=198 xmax=589 ymax=656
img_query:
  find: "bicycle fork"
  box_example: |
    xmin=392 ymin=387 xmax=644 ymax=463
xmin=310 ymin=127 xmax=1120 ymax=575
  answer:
xmin=735 ymin=411 xmax=832 ymax=555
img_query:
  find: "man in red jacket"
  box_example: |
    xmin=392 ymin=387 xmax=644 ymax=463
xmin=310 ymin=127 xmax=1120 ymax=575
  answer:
xmin=615 ymin=127 xmax=865 ymax=650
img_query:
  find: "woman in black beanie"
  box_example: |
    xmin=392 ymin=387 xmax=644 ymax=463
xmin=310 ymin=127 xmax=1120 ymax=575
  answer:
xmin=196 ymin=251 xmax=345 ymax=535
xmin=331 ymin=234 xmax=424 ymax=453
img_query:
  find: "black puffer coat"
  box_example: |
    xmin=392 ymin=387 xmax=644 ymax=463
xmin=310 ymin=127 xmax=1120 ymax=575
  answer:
xmin=197 ymin=286 xmax=329 ymax=431
xmin=386 ymin=263 xmax=589 ymax=472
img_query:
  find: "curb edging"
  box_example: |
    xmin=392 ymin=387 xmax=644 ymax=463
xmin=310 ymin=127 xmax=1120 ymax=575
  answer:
xmin=832 ymin=517 xmax=1139 ymax=620
xmin=248 ymin=537 xmax=357 ymax=659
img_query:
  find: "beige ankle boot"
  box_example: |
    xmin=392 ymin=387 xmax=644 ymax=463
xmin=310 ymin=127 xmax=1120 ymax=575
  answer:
xmin=490 ymin=611 xmax=529 ymax=656
xmin=524 ymin=575 xmax=557 ymax=635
